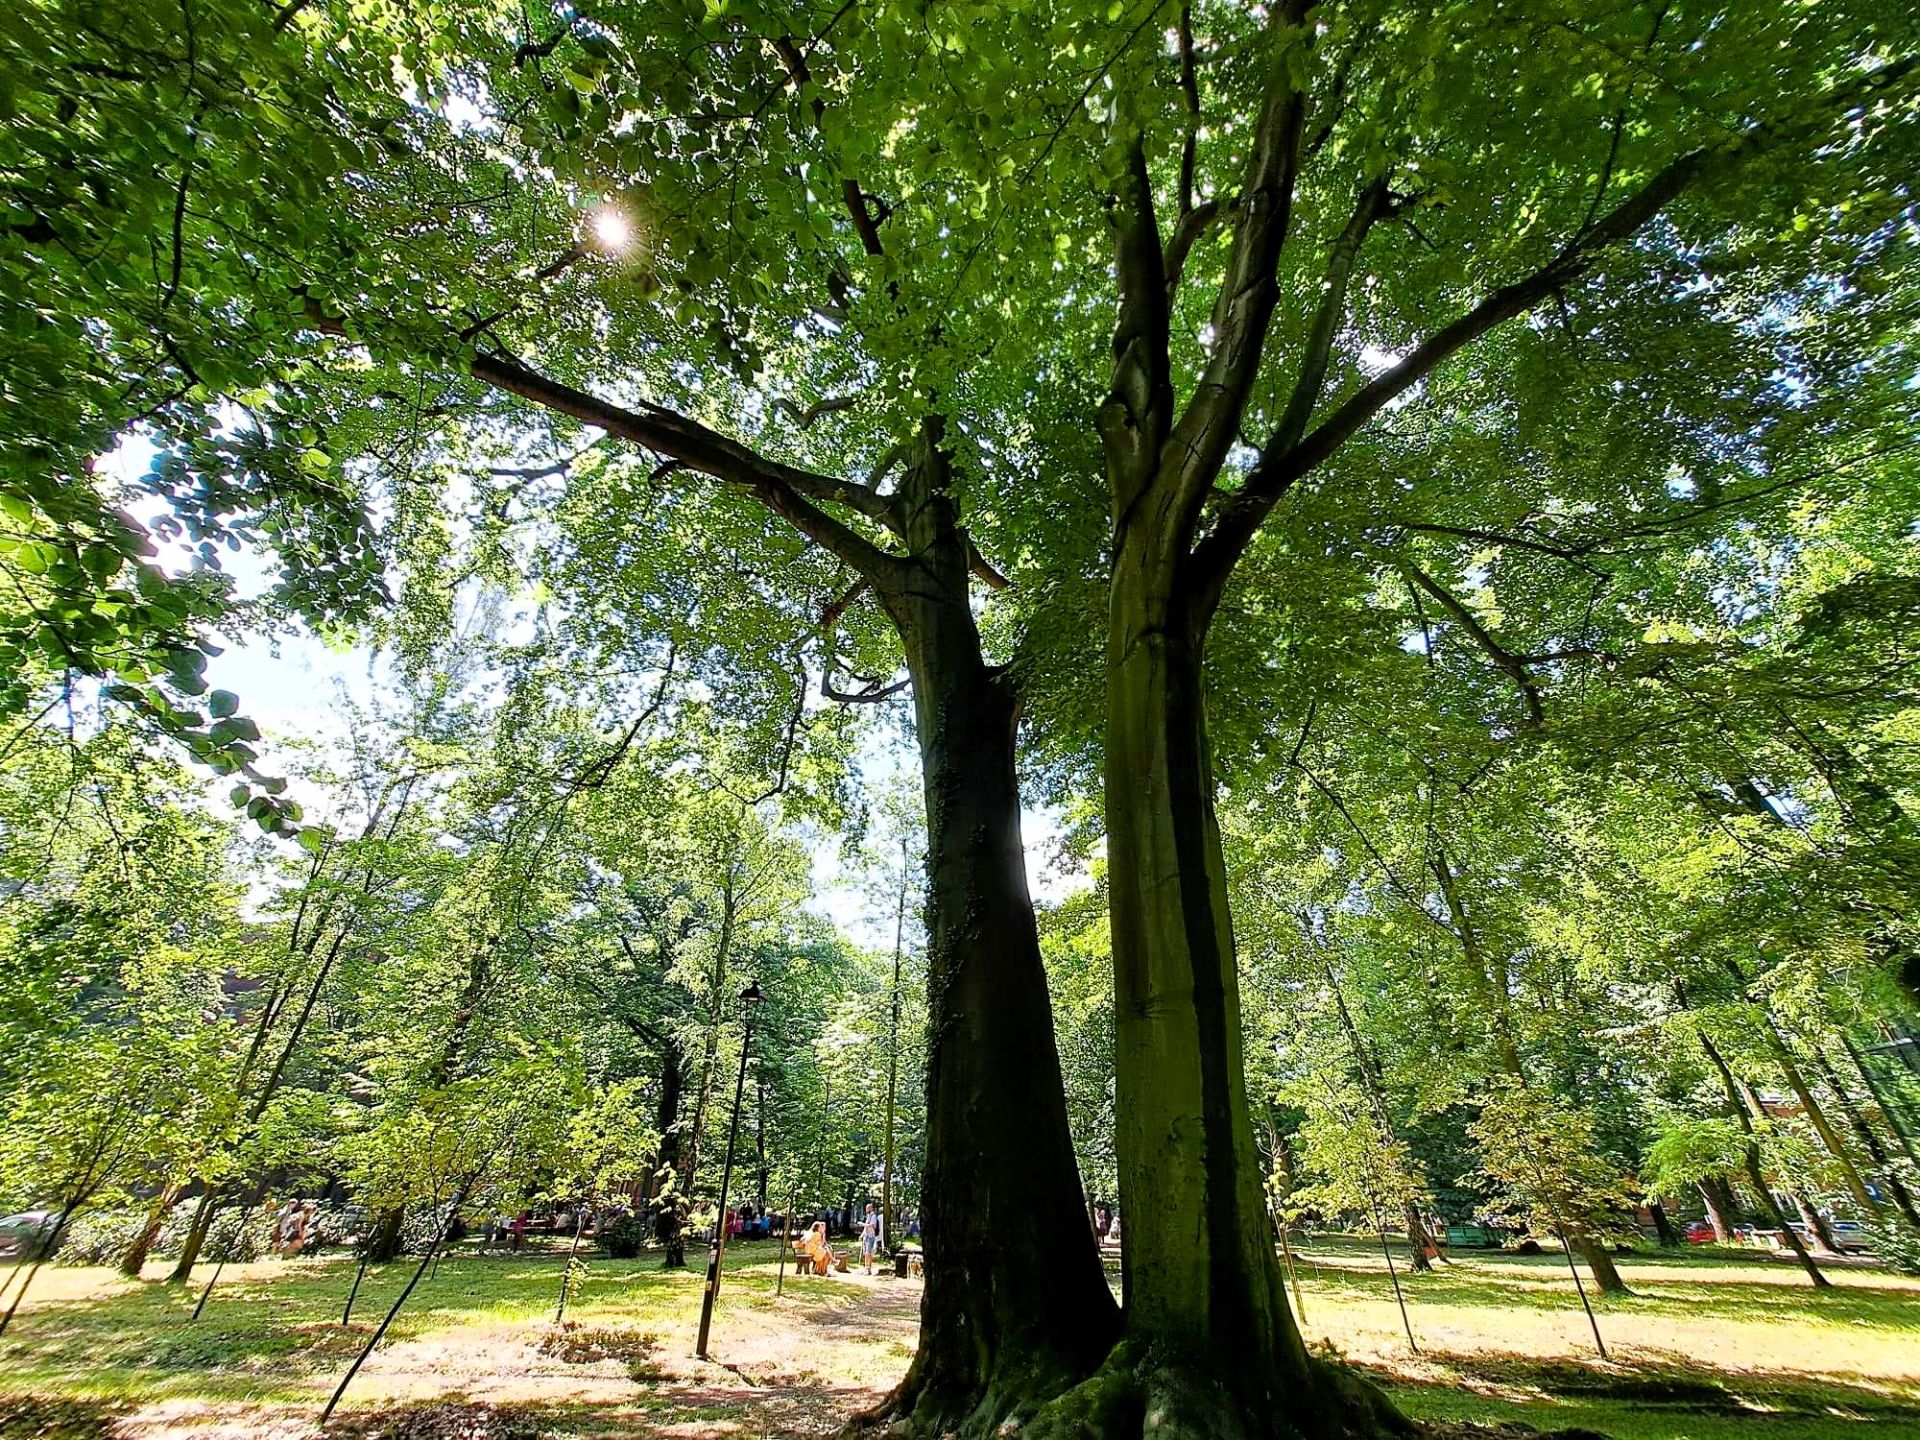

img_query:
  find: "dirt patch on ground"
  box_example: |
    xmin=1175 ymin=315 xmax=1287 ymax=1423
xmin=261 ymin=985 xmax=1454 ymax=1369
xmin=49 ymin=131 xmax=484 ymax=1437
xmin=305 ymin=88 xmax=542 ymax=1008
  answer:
xmin=535 ymin=1328 xmax=657 ymax=1371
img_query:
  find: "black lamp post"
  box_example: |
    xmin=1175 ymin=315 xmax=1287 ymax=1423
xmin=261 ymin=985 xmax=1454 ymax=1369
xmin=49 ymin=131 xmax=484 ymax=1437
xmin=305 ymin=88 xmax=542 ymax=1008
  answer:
xmin=695 ymin=979 xmax=764 ymax=1360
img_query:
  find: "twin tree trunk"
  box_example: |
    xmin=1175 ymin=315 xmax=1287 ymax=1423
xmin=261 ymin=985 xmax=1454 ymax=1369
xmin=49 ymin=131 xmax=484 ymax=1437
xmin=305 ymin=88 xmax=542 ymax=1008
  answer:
xmin=1097 ymin=530 xmax=1401 ymax=1437
xmin=861 ymin=440 xmax=1119 ymax=1434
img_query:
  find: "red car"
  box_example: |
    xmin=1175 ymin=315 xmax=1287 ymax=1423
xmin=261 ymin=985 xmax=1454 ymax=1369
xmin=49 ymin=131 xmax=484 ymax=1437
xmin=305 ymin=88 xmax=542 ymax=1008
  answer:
xmin=1682 ymin=1220 xmax=1719 ymax=1243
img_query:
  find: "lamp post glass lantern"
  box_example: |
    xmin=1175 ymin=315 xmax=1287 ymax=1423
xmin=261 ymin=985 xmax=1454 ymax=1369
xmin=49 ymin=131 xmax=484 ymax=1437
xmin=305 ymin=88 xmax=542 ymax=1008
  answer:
xmin=694 ymin=980 xmax=765 ymax=1359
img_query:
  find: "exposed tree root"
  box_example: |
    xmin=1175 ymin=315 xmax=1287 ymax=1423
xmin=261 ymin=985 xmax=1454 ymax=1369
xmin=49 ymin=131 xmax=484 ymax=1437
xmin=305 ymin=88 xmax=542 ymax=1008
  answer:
xmin=851 ymin=1339 xmax=1424 ymax=1440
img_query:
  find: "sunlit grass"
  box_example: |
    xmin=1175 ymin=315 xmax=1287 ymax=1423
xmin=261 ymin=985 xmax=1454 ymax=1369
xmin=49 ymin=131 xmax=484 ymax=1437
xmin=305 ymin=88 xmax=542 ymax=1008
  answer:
xmin=1286 ymin=1236 xmax=1920 ymax=1440
xmin=1 ymin=1236 xmax=1915 ymax=1438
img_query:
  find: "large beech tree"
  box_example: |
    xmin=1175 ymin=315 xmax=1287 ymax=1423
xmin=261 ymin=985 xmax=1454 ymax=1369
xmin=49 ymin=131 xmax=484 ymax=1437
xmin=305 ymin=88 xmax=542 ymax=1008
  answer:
xmin=10 ymin=0 xmax=1920 ymax=1435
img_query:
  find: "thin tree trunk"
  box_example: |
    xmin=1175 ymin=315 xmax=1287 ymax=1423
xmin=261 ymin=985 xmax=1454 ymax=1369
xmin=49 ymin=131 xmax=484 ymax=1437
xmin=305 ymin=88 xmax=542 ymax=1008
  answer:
xmin=119 ymin=1180 xmax=181 ymax=1277
xmin=1746 ymin=1005 xmax=1884 ymax=1220
xmin=1559 ymin=1233 xmax=1609 ymax=1359
xmin=554 ymin=1211 xmax=587 ymax=1324
xmin=322 ymin=1170 xmax=479 ymax=1424
xmin=755 ymin=1072 xmax=768 ymax=1218
xmin=0 ymin=1198 xmax=83 ymax=1337
xmin=1813 ymin=1043 xmax=1920 ymax=1229
xmin=1724 ymin=1067 xmax=1847 ymax=1255
xmin=1318 ymin=949 xmax=1432 ymax=1273
xmin=172 ymin=788 xmax=416 ymax=1286
xmin=1693 ymin=1022 xmax=1830 ymax=1287
xmin=1843 ymin=1033 xmax=1920 ymax=1165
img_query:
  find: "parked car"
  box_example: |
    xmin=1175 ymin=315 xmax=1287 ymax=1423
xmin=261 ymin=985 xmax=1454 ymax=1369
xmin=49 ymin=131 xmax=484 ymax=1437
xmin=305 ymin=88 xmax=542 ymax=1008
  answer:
xmin=0 ymin=1210 xmax=59 ymax=1259
xmin=1788 ymin=1220 xmax=1873 ymax=1254
xmin=1682 ymin=1220 xmax=1719 ymax=1243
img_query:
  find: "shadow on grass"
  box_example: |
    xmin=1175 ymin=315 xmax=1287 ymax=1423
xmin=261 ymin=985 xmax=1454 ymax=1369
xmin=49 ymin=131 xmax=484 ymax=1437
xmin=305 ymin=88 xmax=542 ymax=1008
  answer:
xmin=1291 ymin=1244 xmax=1920 ymax=1332
xmin=1360 ymin=1349 xmax=1920 ymax=1440
xmin=323 ymin=1398 xmax=572 ymax=1439
xmin=0 ymin=1395 xmax=126 ymax=1440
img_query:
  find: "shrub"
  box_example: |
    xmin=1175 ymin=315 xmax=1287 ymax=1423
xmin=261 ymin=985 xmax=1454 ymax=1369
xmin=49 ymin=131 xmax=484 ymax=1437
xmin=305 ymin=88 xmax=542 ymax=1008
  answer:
xmin=1865 ymin=1220 xmax=1920 ymax=1275
xmin=600 ymin=1213 xmax=646 ymax=1259
xmin=56 ymin=1209 xmax=145 ymax=1266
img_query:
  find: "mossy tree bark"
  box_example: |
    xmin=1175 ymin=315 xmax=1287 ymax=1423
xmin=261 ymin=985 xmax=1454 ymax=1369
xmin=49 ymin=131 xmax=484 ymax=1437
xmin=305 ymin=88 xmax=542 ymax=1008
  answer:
xmin=1077 ymin=22 xmax=1415 ymax=1427
xmin=1103 ymin=540 xmax=1330 ymax=1411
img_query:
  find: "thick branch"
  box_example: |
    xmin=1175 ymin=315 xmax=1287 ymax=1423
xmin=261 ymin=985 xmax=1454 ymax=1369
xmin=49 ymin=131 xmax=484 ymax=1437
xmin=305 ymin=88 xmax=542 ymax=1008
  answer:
xmin=1190 ymin=57 xmax=1919 ymax=597
xmin=777 ymin=393 xmax=859 ymax=429
xmin=823 ymin=673 xmax=911 ymax=704
xmin=1399 ymin=558 xmax=1545 ymax=727
xmin=1176 ymin=4 xmax=1201 ymax=217
xmin=1099 ymin=136 xmax=1174 ymax=508
xmin=468 ymin=350 xmax=906 ymax=579
xmin=967 ymin=540 xmax=1012 ymax=591
xmin=842 ymin=179 xmax=888 ymax=257
xmin=1267 ymin=177 xmax=1389 ymax=458
xmin=1154 ymin=0 xmax=1311 ymax=529
xmin=1163 ymin=197 xmax=1228 ymax=299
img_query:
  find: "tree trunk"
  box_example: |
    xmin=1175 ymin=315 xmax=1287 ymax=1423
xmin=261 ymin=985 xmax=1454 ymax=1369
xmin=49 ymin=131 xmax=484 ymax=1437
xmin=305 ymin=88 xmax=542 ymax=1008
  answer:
xmin=365 ymin=1208 xmax=406 ymax=1264
xmin=681 ymin=896 xmax=734 ymax=1198
xmin=1790 ymin=1192 xmax=1841 ymax=1254
xmin=1698 ymin=1175 xmax=1742 ymax=1242
xmin=1317 ymin=950 xmax=1433 ymax=1276
xmin=1813 ymin=1043 xmax=1920 ymax=1230
xmin=166 ymin=1190 xmax=220 ymax=1284
xmin=1694 ymin=1025 xmax=1830 ymax=1287
xmin=1431 ymin=849 xmax=1524 ymax=1079
xmin=755 ymin=1072 xmax=768 ymax=1218
xmin=1649 ymin=1201 xmax=1682 ymax=1248
xmin=1572 ymin=1235 xmax=1629 ymax=1296
xmin=1842 ymin=1033 xmax=1920 ymax=1166
xmin=1091 ymin=527 xmax=1402 ymax=1437
xmin=119 ymin=1181 xmax=182 ymax=1277
xmin=882 ymin=839 xmax=907 ymax=1254
xmin=1403 ymin=1207 xmax=1435 ymax=1274
xmin=1751 ymin=1010 xmax=1884 ymax=1220
xmin=649 ymin=1040 xmax=687 ymax=1265
xmin=865 ymin=431 xmax=1119 ymax=1436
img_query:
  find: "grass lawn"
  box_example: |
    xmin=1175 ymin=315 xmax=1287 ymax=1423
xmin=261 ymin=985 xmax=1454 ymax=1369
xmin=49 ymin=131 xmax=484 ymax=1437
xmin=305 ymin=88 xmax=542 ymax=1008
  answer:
xmin=0 ymin=1236 xmax=1914 ymax=1438
xmin=1286 ymin=1235 xmax=1920 ymax=1439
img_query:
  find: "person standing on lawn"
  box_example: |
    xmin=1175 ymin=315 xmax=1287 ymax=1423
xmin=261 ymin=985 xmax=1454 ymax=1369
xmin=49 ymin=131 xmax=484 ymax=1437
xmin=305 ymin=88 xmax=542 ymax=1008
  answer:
xmin=859 ymin=1204 xmax=882 ymax=1274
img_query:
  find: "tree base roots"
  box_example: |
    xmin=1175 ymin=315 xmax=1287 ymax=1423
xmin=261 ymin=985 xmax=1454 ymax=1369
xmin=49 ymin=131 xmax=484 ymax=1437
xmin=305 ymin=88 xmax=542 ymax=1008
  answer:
xmin=852 ymin=1341 xmax=1423 ymax=1440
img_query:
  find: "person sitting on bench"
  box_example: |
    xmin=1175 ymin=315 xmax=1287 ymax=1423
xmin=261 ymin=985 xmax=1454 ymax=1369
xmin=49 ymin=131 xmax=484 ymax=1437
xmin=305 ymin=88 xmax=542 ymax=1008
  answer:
xmin=797 ymin=1221 xmax=843 ymax=1275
